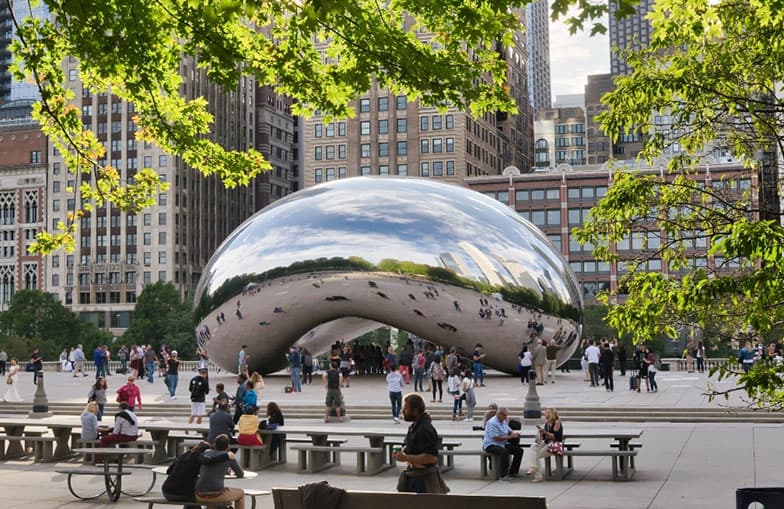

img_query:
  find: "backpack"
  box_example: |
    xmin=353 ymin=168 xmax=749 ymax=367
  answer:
xmin=431 ymin=362 xmax=444 ymax=380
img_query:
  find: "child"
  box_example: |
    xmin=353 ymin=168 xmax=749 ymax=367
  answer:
xmin=461 ymin=369 xmax=476 ymax=422
xmin=447 ymin=371 xmax=463 ymax=420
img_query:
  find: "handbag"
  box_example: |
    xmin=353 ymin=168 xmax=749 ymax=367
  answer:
xmin=5 ymin=376 xmax=11 ymax=385
xmin=546 ymin=441 xmax=564 ymax=455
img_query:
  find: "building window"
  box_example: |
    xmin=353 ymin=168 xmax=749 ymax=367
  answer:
xmin=420 ymin=116 xmax=429 ymax=131
xmin=325 ymin=123 xmax=335 ymax=137
xmin=379 ymin=165 xmax=389 ymax=176
xmin=432 ymin=116 xmax=442 ymax=130
xmin=546 ymin=189 xmax=559 ymax=200
xmin=338 ymin=144 xmax=346 ymax=159
xmin=325 ymin=145 xmax=335 ymax=159
xmin=378 ymin=97 xmax=388 ymax=111
xmin=314 ymin=124 xmax=322 ymax=138
xmin=359 ymin=98 xmax=370 ymax=112
xmin=396 ymin=95 xmax=406 ymax=110
xmin=432 ymin=138 xmax=442 ymax=153
xmin=445 ymin=137 xmax=454 ymax=152
xmin=445 ymin=114 xmax=454 ymax=129
xmin=378 ymin=119 xmax=388 ymax=134
xmin=314 ymin=168 xmax=323 ymax=183
xmin=446 ymin=160 xmax=454 ymax=175
xmin=338 ymin=167 xmax=346 ymax=178
xmin=397 ymin=118 xmax=407 ymax=133
xmin=338 ymin=122 xmax=346 ymax=136
xmin=397 ymin=164 xmax=408 ymax=176
xmin=159 ymin=155 xmax=168 ymax=167
xmin=360 ymin=166 xmax=370 ymax=176
xmin=158 ymin=232 xmax=167 ymax=244
xmin=314 ymin=146 xmax=323 ymax=160
xmin=420 ymin=139 xmax=429 ymax=153
xmin=326 ymin=168 xmax=335 ymax=181
xmin=420 ymin=162 xmax=429 ymax=177
xmin=433 ymin=161 xmax=443 ymax=176
xmin=360 ymin=121 xmax=371 ymax=136
xmin=31 ymin=151 xmax=41 ymax=164
xmin=378 ymin=143 xmax=389 ymax=157
xmin=547 ymin=209 xmax=560 ymax=225
xmin=396 ymin=141 xmax=407 ymax=156
xmin=159 ymin=251 xmax=167 ymax=264
xmin=360 ymin=144 xmax=370 ymax=158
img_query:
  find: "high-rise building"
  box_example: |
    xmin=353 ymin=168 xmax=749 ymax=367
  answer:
xmin=526 ymin=0 xmax=552 ymax=113
xmin=303 ymin=24 xmax=533 ymax=186
xmin=255 ymin=86 xmax=296 ymax=209
xmin=0 ymin=99 xmax=46 ymax=310
xmin=0 ymin=2 xmax=50 ymax=102
xmin=584 ymin=73 xmax=613 ymax=164
xmin=533 ymin=106 xmax=587 ymax=168
xmin=45 ymin=59 xmax=257 ymax=333
xmin=609 ymin=0 xmax=654 ymax=77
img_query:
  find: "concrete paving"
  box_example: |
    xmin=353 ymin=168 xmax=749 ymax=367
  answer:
xmin=0 ymin=367 xmax=779 ymax=508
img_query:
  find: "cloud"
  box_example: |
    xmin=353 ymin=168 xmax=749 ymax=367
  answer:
xmin=548 ymin=14 xmax=610 ymax=100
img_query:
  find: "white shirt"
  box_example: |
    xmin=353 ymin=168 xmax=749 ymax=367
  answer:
xmin=585 ymin=345 xmax=601 ymax=364
xmin=447 ymin=375 xmax=461 ymax=393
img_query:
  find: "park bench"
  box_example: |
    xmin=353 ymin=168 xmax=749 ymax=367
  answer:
xmin=235 ymin=443 xmax=274 ymax=471
xmin=610 ymin=441 xmax=643 ymax=469
xmin=440 ymin=441 xmax=581 ymax=481
xmin=271 ymin=488 xmax=547 ymax=509
xmin=0 ymin=434 xmax=56 ymax=462
xmin=73 ymin=438 xmax=159 ymax=464
xmin=285 ymin=436 xmax=347 ymax=464
xmin=135 ymin=489 xmax=269 ymax=509
xmin=557 ymin=449 xmax=638 ymax=481
xmin=290 ymin=444 xmax=389 ymax=475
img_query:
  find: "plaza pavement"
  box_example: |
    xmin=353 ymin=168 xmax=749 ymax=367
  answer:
xmin=0 ymin=366 xmax=780 ymax=508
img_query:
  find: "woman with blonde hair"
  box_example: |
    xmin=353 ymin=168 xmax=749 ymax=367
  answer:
xmin=1 ymin=358 xmax=22 ymax=402
xmin=81 ymin=401 xmax=100 ymax=441
xmin=525 ymin=407 xmax=564 ymax=482
xmin=250 ymin=371 xmax=264 ymax=407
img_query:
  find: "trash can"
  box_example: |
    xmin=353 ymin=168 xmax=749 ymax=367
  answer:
xmin=736 ymin=487 xmax=784 ymax=508
xmin=659 ymin=363 xmax=670 ymax=372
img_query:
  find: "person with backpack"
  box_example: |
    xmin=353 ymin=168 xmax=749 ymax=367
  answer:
xmin=189 ymin=367 xmax=211 ymax=424
xmin=429 ymin=356 xmax=444 ymax=403
xmin=413 ymin=350 xmax=426 ymax=392
xmin=116 ymin=375 xmax=142 ymax=412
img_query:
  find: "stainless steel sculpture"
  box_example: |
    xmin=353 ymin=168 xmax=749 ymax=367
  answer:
xmin=194 ymin=177 xmax=583 ymax=375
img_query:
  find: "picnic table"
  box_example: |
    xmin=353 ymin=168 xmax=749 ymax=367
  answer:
xmin=63 ymin=447 xmax=156 ymax=502
xmin=0 ymin=416 xmax=82 ymax=461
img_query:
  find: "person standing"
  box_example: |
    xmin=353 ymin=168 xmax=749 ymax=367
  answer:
xmin=0 ymin=347 xmax=6 ymax=376
xmin=117 ymin=375 xmax=142 ymax=412
xmin=585 ymin=340 xmax=601 ymax=387
xmin=189 ymin=367 xmax=210 ymax=424
xmin=301 ymin=349 xmax=314 ymax=385
xmin=518 ymin=345 xmax=532 ymax=384
xmin=447 ymin=370 xmax=462 ymax=420
xmin=696 ymin=342 xmax=705 ymax=373
xmin=143 ymin=345 xmax=157 ymax=383
xmin=166 ymin=350 xmax=180 ymax=399
xmin=59 ymin=348 xmax=69 ymax=372
xmin=1 ymin=358 xmax=22 ymax=402
xmin=471 ymin=344 xmax=486 ymax=387
xmin=73 ymin=344 xmax=87 ymax=377
xmin=644 ymin=347 xmax=659 ymax=393
xmin=429 ymin=356 xmax=444 ymax=403
xmin=393 ymin=393 xmax=449 ymax=494
xmin=599 ymin=342 xmax=615 ymax=392
xmin=103 ymin=345 xmax=112 ymax=376
xmin=531 ymin=339 xmax=547 ymax=385
xmin=446 ymin=347 xmax=458 ymax=376
xmin=237 ymin=345 xmax=249 ymax=378
xmin=288 ymin=346 xmax=302 ymax=393
xmin=387 ymin=363 xmax=404 ymax=424
xmin=117 ymin=345 xmax=128 ymax=374
xmin=398 ymin=347 xmax=412 ymax=385
xmin=232 ymin=374 xmax=247 ymax=424
xmin=616 ymin=343 xmax=628 ymax=376
xmin=482 ymin=406 xmax=523 ymax=481
xmin=323 ymin=360 xmax=344 ymax=422
xmin=412 ymin=349 xmax=426 ymax=392
xmin=461 ymin=369 xmax=476 ymax=422
xmin=92 ymin=346 xmax=106 ymax=379
xmin=30 ymin=348 xmax=43 ymax=385
xmin=195 ymin=435 xmax=245 ymax=509
xmin=88 ymin=377 xmax=108 ymax=420
xmin=211 ymin=382 xmax=230 ymax=414
xmin=545 ymin=340 xmax=559 ymax=383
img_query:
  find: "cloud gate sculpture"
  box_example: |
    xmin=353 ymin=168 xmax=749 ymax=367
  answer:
xmin=193 ymin=177 xmax=583 ymax=375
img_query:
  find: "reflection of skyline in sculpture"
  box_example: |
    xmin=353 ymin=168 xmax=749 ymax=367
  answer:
xmin=193 ymin=177 xmax=583 ymax=374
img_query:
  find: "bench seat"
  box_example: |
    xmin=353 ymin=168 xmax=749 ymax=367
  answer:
xmin=290 ymin=444 xmax=389 ymax=475
xmin=0 ymin=434 xmax=57 ymax=462
xmin=135 ymin=489 xmax=270 ymax=509
xmin=559 ymin=449 xmax=638 ymax=481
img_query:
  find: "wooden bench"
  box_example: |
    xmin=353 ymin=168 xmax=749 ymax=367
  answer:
xmin=559 ymin=450 xmax=638 ymax=481
xmin=290 ymin=444 xmax=390 ymax=475
xmin=135 ymin=489 xmax=270 ymax=509
xmin=272 ymin=488 xmax=547 ymax=509
xmin=0 ymin=435 xmax=57 ymax=462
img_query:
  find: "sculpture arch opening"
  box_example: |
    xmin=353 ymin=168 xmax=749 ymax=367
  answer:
xmin=193 ymin=178 xmax=583 ymax=375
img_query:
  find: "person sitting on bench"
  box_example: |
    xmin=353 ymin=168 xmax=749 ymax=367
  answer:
xmin=195 ymin=434 xmax=245 ymax=509
xmin=163 ymin=441 xmax=212 ymax=509
xmin=99 ymin=401 xmax=139 ymax=448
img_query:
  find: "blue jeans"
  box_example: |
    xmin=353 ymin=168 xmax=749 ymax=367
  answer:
xmin=648 ymin=371 xmax=658 ymax=391
xmin=146 ymin=362 xmax=155 ymax=383
xmin=451 ymin=391 xmax=462 ymax=416
xmin=97 ymin=403 xmax=105 ymax=421
xmin=166 ymin=374 xmax=178 ymax=397
xmin=389 ymin=391 xmax=402 ymax=418
xmin=473 ymin=363 xmax=484 ymax=385
xmin=413 ymin=368 xmax=424 ymax=392
xmin=95 ymin=362 xmax=106 ymax=379
xmin=291 ymin=367 xmax=301 ymax=392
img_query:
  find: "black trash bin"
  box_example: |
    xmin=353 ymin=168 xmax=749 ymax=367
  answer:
xmin=736 ymin=487 xmax=784 ymax=508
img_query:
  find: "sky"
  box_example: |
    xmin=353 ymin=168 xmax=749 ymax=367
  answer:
xmin=548 ymin=15 xmax=610 ymax=102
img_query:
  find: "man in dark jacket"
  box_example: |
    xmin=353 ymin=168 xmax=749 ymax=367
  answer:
xmin=233 ymin=374 xmax=247 ymax=424
xmin=162 ymin=441 xmax=220 ymax=509
xmin=188 ymin=368 xmax=210 ymax=424
xmin=393 ymin=393 xmax=448 ymax=493
xmin=207 ymin=402 xmax=235 ymax=445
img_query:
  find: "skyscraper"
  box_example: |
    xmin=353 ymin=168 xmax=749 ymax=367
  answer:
xmin=526 ymin=0 xmax=552 ymax=113
xmin=46 ymin=59 xmax=257 ymax=332
xmin=609 ymin=0 xmax=654 ymax=76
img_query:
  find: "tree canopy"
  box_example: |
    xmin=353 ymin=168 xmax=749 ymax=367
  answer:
xmin=122 ymin=281 xmax=194 ymax=356
xmin=577 ymin=0 xmax=784 ymax=408
xmin=11 ymin=0 xmax=638 ymax=253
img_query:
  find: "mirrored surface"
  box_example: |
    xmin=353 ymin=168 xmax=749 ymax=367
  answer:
xmin=194 ymin=177 xmax=583 ymax=374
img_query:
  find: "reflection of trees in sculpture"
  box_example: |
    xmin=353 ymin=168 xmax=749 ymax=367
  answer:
xmin=196 ymin=256 xmax=579 ymax=323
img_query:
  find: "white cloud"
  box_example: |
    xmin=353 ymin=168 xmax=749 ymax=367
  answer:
xmin=548 ymin=14 xmax=610 ymax=100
